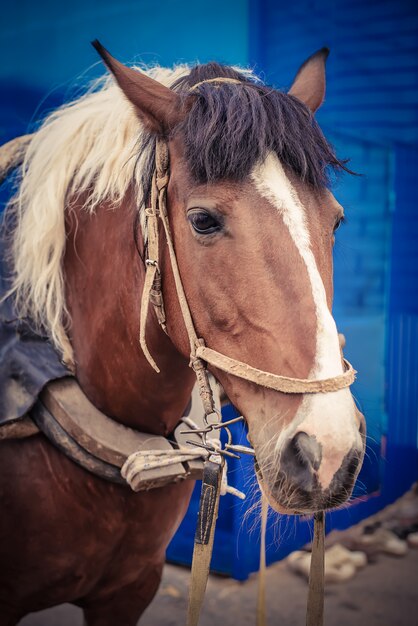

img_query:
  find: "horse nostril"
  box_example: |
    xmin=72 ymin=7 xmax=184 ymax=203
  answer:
xmin=275 ymin=431 xmax=323 ymax=495
xmin=291 ymin=432 xmax=322 ymax=472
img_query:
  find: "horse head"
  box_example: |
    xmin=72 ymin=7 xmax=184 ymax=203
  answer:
xmin=91 ymin=44 xmax=366 ymax=514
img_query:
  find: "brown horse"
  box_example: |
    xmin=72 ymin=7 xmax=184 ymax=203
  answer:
xmin=0 ymin=45 xmax=365 ymax=625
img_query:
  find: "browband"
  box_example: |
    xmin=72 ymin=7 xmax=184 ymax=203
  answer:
xmin=189 ymin=77 xmax=243 ymax=92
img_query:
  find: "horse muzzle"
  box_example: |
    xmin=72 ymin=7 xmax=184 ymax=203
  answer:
xmin=254 ymin=419 xmax=366 ymax=514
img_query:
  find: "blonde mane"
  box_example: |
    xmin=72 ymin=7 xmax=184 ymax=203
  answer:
xmin=5 ymin=64 xmax=191 ymax=365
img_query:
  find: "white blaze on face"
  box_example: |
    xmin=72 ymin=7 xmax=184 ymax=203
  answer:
xmin=251 ymin=153 xmax=358 ymax=490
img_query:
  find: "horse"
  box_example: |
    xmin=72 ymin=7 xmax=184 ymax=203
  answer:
xmin=0 ymin=43 xmax=365 ymax=625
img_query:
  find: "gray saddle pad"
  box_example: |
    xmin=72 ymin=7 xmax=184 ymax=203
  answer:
xmin=0 ymin=237 xmax=70 ymax=425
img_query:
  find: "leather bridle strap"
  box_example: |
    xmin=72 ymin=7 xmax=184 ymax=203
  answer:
xmin=197 ymin=346 xmax=356 ymax=394
xmin=139 ymin=172 xmax=161 ymax=373
xmin=186 ymin=456 xmax=224 ymax=626
xmin=307 ymin=513 xmax=325 ymax=626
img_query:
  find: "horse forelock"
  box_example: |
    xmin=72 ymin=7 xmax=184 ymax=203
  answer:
xmin=170 ymin=61 xmax=347 ymax=188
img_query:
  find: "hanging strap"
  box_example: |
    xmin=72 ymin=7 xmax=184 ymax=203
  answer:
xmin=256 ymin=506 xmax=325 ymax=626
xmin=256 ymin=495 xmax=268 ymax=626
xmin=140 ymin=170 xmax=162 ymax=373
xmin=186 ymin=456 xmax=224 ymax=626
xmin=306 ymin=512 xmax=325 ymax=626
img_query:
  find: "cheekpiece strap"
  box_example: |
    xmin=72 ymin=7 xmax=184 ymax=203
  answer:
xmin=139 ymin=171 xmax=162 ymax=372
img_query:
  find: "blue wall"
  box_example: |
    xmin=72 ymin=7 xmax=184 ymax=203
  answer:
xmin=386 ymin=145 xmax=418 ymax=495
xmin=0 ymin=0 xmax=249 ymax=144
xmin=0 ymin=0 xmax=249 ymax=88
xmin=250 ymin=0 xmax=418 ymax=145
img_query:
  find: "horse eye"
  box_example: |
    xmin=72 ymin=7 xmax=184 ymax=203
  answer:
xmin=188 ymin=210 xmax=221 ymax=235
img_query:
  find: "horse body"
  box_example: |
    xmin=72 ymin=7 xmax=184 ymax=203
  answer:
xmin=0 ymin=45 xmax=365 ymax=624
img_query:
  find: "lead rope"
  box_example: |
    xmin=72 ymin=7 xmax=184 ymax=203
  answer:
xmin=256 ymin=494 xmax=268 ymax=626
xmin=256 ymin=504 xmax=325 ymax=626
xmin=307 ymin=512 xmax=325 ymax=626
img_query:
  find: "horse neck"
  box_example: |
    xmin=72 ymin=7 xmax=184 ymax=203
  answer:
xmin=63 ymin=191 xmax=195 ymax=435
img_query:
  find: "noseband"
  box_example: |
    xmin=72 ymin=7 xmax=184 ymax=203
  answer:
xmin=140 ymin=138 xmax=356 ymax=417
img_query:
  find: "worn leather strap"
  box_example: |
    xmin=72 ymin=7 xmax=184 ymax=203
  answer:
xmin=189 ymin=77 xmax=243 ymax=92
xmin=197 ymin=346 xmax=356 ymax=394
xmin=140 ymin=171 xmax=163 ymax=373
xmin=256 ymin=495 xmax=268 ymax=626
xmin=307 ymin=512 xmax=325 ymax=626
xmin=187 ymin=457 xmax=223 ymax=626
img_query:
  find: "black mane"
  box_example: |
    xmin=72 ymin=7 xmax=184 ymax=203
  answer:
xmin=138 ymin=62 xmax=348 ymax=199
xmin=173 ymin=62 xmax=347 ymax=187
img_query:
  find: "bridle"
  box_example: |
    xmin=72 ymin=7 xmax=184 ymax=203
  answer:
xmin=140 ymin=121 xmax=356 ymax=625
xmin=140 ymin=137 xmax=356 ymax=407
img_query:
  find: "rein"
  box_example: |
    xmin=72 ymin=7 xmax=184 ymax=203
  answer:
xmin=140 ymin=136 xmax=355 ymax=626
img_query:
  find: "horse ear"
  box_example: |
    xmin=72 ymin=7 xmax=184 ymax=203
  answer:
xmin=288 ymin=48 xmax=329 ymax=113
xmin=92 ymin=40 xmax=184 ymax=134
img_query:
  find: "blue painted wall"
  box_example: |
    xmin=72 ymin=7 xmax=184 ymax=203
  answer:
xmin=250 ymin=0 xmax=418 ymax=146
xmin=386 ymin=145 xmax=418 ymax=495
xmin=0 ymin=0 xmax=249 ymax=144
xmin=0 ymin=0 xmax=249 ymax=88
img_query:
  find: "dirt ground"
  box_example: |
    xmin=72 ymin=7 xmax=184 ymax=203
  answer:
xmin=20 ymin=490 xmax=418 ymax=626
xmin=20 ymin=550 xmax=418 ymax=626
